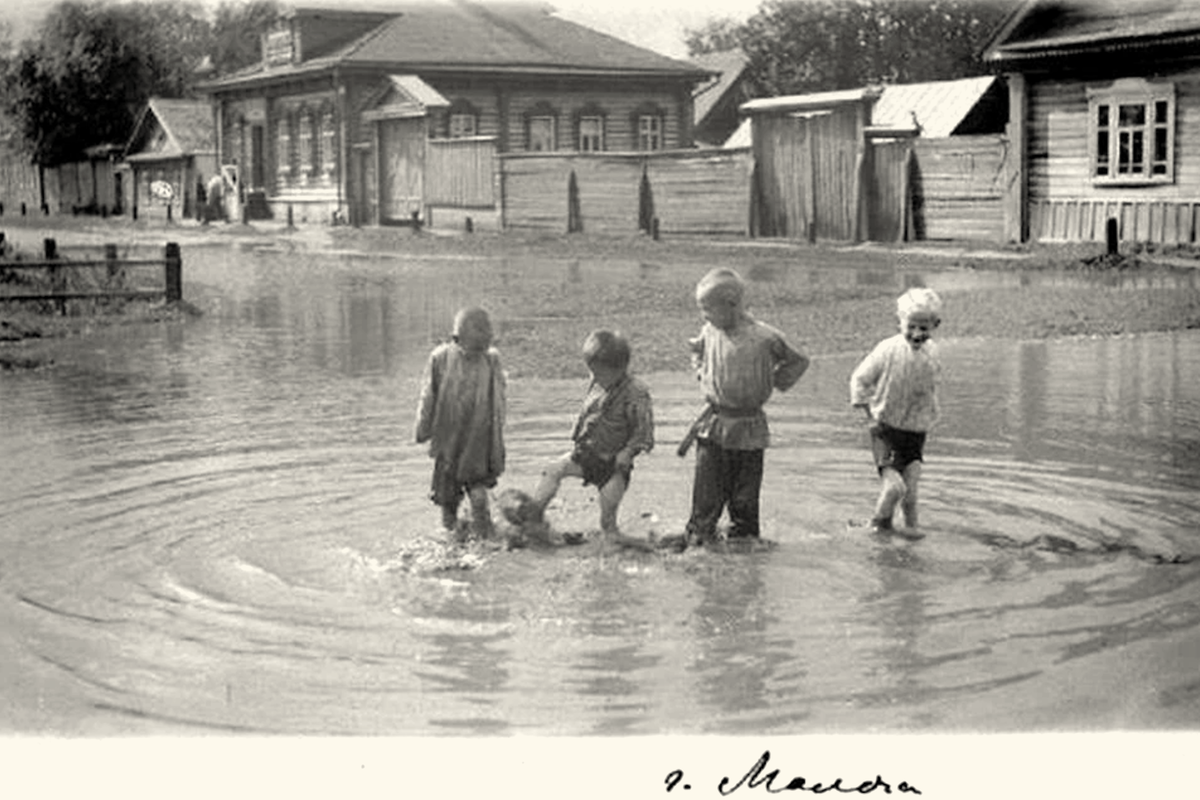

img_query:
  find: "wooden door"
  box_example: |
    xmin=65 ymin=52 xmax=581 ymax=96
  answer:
xmin=379 ymin=117 xmax=425 ymax=223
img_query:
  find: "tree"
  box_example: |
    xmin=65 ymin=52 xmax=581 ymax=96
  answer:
xmin=686 ymin=0 xmax=1018 ymax=97
xmin=2 ymin=0 xmax=217 ymax=164
xmin=209 ymin=0 xmax=281 ymax=77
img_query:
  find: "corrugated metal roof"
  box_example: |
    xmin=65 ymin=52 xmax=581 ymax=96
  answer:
xmin=871 ymin=76 xmax=998 ymax=138
xmin=726 ymin=75 xmax=999 ymax=147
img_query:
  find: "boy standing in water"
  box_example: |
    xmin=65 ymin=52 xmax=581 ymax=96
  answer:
xmin=415 ymin=307 xmax=506 ymax=539
xmin=526 ymin=330 xmax=654 ymax=541
xmin=849 ymin=287 xmax=943 ymax=536
xmin=679 ymin=268 xmax=810 ymax=547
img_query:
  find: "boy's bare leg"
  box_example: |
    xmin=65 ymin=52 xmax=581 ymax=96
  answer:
xmin=467 ymin=486 xmax=494 ymax=539
xmin=441 ymin=503 xmax=459 ymax=531
xmin=872 ymin=468 xmax=907 ymax=529
xmin=531 ymin=454 xmax=580 ymax=520
xmin=597 ymin=472 xmax=628 ymax=536
xmin=900 ymin=461 xmax=922 ymax=529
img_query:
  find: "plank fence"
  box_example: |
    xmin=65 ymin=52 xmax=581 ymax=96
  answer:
xmin=0 ymin=236 xmax=182 ymax=314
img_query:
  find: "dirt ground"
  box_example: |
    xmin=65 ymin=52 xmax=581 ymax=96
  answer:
xmin=3 ymin=215 xmax=1200 ymax=376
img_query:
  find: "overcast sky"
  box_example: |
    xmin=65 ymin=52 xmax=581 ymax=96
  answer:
xmin=1 ymin=0 xmax=766 ymax=60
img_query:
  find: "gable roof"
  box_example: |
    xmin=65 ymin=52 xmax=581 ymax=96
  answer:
xmin=983 ymin=0 xmax=1200 ymax=66
xmin=727 ymin=76 xmax=1003 ymax=148
xmin=691 ymin=50 xmax=749 ymax=127
xmin=123 ymin=98 xmax=215 ymax=162
xmin=201 ymin=1 xmax=708 ymax=91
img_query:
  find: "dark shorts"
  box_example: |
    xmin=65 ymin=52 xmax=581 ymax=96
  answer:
xmin=572 ymin=443 xmax=632 ymax=488
xmin=870 ymin=422 xmax=926 ymax=474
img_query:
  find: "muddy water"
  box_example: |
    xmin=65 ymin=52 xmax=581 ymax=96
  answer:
xmin=1 ymin=239 xmax=1198 ymax=736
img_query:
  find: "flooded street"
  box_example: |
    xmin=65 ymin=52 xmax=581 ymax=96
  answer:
xmin=1 ymin=234 xmax=1199 ymax=737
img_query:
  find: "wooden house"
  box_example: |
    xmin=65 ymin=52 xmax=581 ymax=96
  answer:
xmin=197 ymin=1 xmax=710 ymax=228
xmin=983 ymin=0 xmax=1200 ymax=245
xmin=119 ymin=98 xmax=218 ymax=222
xmin=741 ymin=76 xmax=1008 ymax=243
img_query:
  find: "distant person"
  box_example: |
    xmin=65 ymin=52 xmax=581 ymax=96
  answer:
xmin=205 ymin=173 xmax=225 ymax=223
xmin=672 ymin=267 xmax=810 ymax=549
xmin=849 ymin=287 xmax=943 ymax=536
xmin=415 ymin=307 xmax=506 ymax=539
xmin=521 ymin=330 xmax=654 ymax=542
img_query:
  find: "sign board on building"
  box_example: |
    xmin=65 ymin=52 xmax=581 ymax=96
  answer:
xmin=264 ymin=29 xmax=294 ymax=67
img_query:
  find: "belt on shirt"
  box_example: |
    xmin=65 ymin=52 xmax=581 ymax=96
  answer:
xmin=713 ymin=405 xmax=761 ymax=418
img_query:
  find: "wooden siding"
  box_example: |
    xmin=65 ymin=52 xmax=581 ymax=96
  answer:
xmin=425 ymin=137 xmax=496 ymax=207
xmin=865 ymin=140 xmax=911 ymax=243
xmin=911 ymin=135 xmax=1007 ymax=242
xmin=0 ymin=152 xmax=41 ymax=212
xmin=1027 ymin=68 xmax=1200 ymax=243
xmin=500 ymin=149 xmax=751 ymax=235
xmin=499 ymin=84 xmax=688 ymax=153
xmin=646 ymin=149 xmax=752 ymax=235
xmin=753 ymin=106 xmax=863 ymax=241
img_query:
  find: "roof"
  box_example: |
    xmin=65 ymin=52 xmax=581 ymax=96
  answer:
xmin=727 ymin=76 xmax=1002 ymax=147
xmin=691 ymin=50 xmax=748 ymax=126
xmin=202 ymin=1 xmax=708 ymax=91
xmin=123 ymin=98 xmax=215 ymax=162
xmin=871 ymin=76 xmax=999 ymax=137
xmin=984 ymin=0 xmax=1200 ymax=65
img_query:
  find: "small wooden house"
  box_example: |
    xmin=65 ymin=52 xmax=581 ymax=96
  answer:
xmin=197 ymin=1 xmax=710 ymax=228
xmin=119 ymin=98 xmax=218 ymax=222
xmin=983 ymin=0 xmax=1200 ymax=245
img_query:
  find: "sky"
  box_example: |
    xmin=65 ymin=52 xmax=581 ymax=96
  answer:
xmin=0 ymin=0 xmax=767 ymax=60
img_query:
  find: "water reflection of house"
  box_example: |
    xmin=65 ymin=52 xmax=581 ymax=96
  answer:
xmin=119 ymin=98 xmax=218 ymax=222
xmin=196 ymin=2 xmax=709 ymax=228
xmin=735 ymin=76 xmax=1008 ymax=243
xmin=983 ymin=0 xmax=1200 ymax=245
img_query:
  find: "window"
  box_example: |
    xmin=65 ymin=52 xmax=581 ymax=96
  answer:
xmin=528 ymin=116 xmax=555 ymax=151
xmin=276 ymin=113 xmax=292 ymax=183
xmin=1088 ymin=79 xmax=1174 ymax=185
xmin=298 ymin=109 xmax=313 ymax=182
xmin=320 ymin=109 xmax=336 ymax=179
xmin=450 ymin=113 xmax=477 ymax=138
xmin=638 ymin=115 xmax=662 ymax=151
xmin=576 ymin=103 xmax=607 ymax=152
xmin=525 ymin=102 xmax=558 ymax=152
xmin=578 ymin=117 xmax=604 ymax=152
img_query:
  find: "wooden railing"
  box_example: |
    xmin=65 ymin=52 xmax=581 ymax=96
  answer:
xmin=0 ymin=237 xmax=182 ymax=313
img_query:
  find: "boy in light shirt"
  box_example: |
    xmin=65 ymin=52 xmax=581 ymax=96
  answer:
xmin=849 ymin=287 xmax=943 ymax=536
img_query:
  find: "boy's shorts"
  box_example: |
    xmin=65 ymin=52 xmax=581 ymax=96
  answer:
xmin=572 ymin=443 xmax=632 ymax=488
xmin=870 ymin=422 xmax=926 ymax=474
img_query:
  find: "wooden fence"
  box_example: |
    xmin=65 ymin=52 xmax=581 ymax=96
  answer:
xmin=910 ymin=135 xmax=1007 ymax=242
xmin=425 ymin=137 xmax=496 ymax=207
xmin=500 ymin=148 xmax=752 ymax=236
xmin=0 ymin=237 xmax=182 ymax=313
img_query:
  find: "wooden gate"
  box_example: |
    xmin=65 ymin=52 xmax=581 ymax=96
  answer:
xmin=865 ymin=138 xmax=913 ymax=243
xmin=379 ymin=117 xmax=425 ymax=223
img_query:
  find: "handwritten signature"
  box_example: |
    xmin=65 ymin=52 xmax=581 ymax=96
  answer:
xmin=666 ymin=750 xmax=921 ymax=795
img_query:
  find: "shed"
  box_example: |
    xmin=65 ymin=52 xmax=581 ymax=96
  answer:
xmin=120 ymin=98 xmax=217 ymax=221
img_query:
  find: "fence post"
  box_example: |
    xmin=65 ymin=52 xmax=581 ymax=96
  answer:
xmin=105 ymin=243 xmax=120 ymax=289
xmin=45 ymin=238 xmax=64 ymax=315
xmin=165 ymin=242 xmax=182 ymax=303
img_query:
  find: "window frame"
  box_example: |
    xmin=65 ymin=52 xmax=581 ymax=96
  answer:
xmin=297 ymin=106 xmax=314 ymax=183
xmin=275 ymin=112 xmax=293 ymax=186
xmin=631 ymin=102 xmax=666 ymax=151
xmin=1087 ymin=78 xmax=1175 ymax=187
xmin=446 ymin=98 xmax=481 ymax=139
xmin=319 ymin=107 xmax=337 ymax=181
xmin=575 ymin=102 xmax=607 ymax=152
xmin=524 ymin=101 xmax=559 ymax=152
